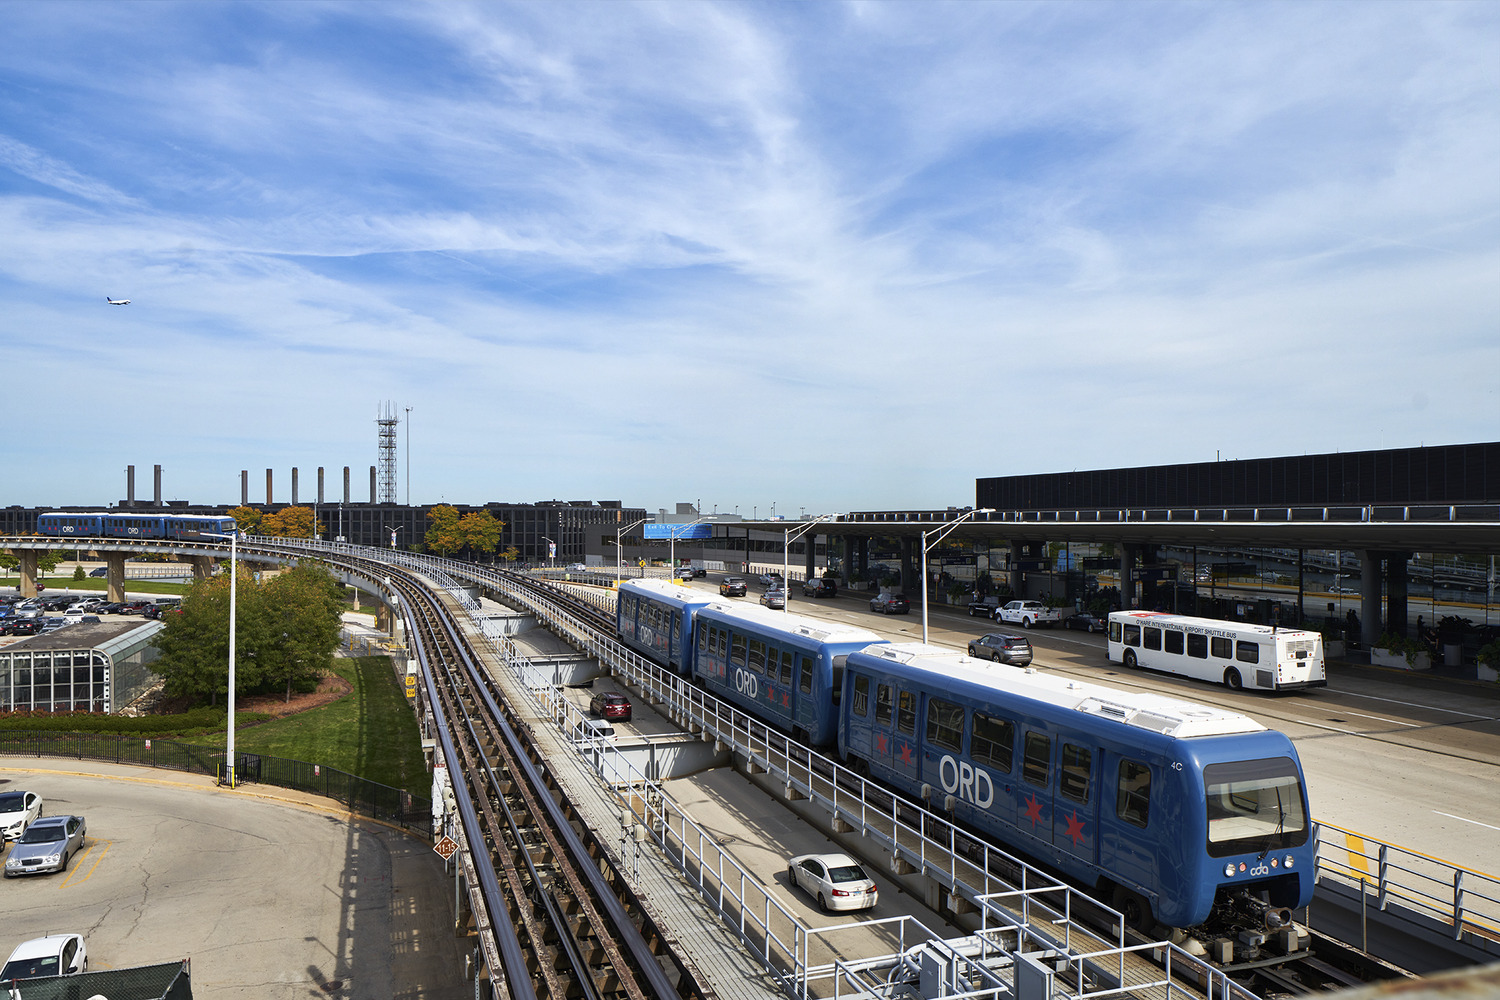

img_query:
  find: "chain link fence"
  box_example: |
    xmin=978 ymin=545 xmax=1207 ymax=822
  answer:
xmin=0 ymin=731 xmax=430 ymax=838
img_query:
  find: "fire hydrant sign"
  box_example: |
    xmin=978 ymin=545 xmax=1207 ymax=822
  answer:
xmin=434 ymin=836 xmax=459 ymax=861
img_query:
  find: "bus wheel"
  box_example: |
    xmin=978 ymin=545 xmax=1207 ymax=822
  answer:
xmin=1224 ymin=668 xmax=1243 ymax=690
xmin=1123 ymin=650 xmax=1138 ymax=669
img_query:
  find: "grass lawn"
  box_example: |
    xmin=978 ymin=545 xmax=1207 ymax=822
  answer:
xmin=210 ymin=656 xmax=429 ymax=801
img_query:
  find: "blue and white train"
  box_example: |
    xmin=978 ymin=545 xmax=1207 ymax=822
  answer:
xmin=840 ymin=643 xmax=1313 ymax=930
xmin=615 ymin=577 xmax=1315 ymax=939
xmin=38 ymin=511 xmax=238 ymax=541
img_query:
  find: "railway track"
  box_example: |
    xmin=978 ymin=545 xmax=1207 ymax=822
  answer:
xmin=378 ymin=563 xmax=707 ymax=1000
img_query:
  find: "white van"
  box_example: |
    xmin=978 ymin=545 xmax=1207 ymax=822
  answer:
xmin=571 ymin=718 xmax=616 ymax=744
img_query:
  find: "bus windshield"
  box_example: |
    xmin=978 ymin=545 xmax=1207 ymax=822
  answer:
xmin=1203 ymin=757 xmax=1307 ymax=858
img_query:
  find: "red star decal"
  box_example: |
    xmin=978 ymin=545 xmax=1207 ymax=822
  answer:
xmin=876 ymin=733 xmax=889 ymax=755
xmin=1064 ymin=810 xmax=1087 ymax=846
xmin=897 ymin=743 xmax=915 ymax=767
xmin=1023 ymin=794 xmax=1044 ymax=827
xmin=782 ymin=692 xmax=790 ymax=708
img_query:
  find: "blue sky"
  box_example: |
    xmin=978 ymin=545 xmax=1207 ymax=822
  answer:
xmin=2 ymin=2 xmax=1496 ymax=515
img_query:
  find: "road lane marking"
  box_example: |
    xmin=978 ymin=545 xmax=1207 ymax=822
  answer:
xmin=1327 ymin=688 xmax=1492 ymax=720
xmin=1343 ymin=711 xmax=1420 ymax=728
xmin=61 ymin=840 xmax=109 ymax=888
xmin=1434 ymin=811 xmax=1500 ymax=833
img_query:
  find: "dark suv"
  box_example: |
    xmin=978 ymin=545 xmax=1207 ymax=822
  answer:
xmin=869 ymin=593 xmax=910 ymax=615
xmin=967 ymin=633 xmax=1033 ymax=666
xmin=802 ymin=578 xmax=838 ymax=598
xmin=719 ymin=577 xmax=748 ymax=597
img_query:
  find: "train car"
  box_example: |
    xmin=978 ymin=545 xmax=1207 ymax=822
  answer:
xmin=838 ymin=643 xmax=1315 ymax=935
xmin=692 ymin=603 xmax=886 ymax=746
xmin=616 ymin=579 xmax=717 ymax=676
xmin=1107 ymin=611 xmax=1325 ymax=691
xmin=36 ymin=512 xmax=107 ymax=537
xmin=37 ymin=512 xmax=237 ymax=541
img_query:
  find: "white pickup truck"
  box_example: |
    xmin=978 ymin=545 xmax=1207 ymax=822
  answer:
xmin=994 ymin=600 xmax=1062 ymax=629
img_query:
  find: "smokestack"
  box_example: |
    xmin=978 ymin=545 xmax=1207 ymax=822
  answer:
xmin=154 ymin=465 xmax=162 ymax=507
xmin=266 ymin=469 xmax=273 ymax=506
xmin=317 ymin=467 xmax=325 ymax=505
xmin=343 ymin=467 xmax=351 ymax=504
xmin=127 ymin=465 xmax=135 ymax=506
xmin=241 ymin=470 xmax=249 ymax=506
xmin=292 ymin=467 xmax=299 ymax=505
xmin=369 ymin=466 xmax=377 ymax=504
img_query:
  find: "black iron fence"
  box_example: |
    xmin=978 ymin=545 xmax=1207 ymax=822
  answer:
xmin=0 ymin=731 xmax=431 ymax=838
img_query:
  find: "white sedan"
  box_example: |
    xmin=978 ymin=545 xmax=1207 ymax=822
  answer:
xmin=0 ymin=790 xmax=41 ymax=841
xmin=787 ymin=852 xmax=879 ymax=913
xmin=0 ymin=933 xmax=87 ymax=980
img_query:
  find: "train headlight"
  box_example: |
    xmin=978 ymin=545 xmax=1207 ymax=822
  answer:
xmin=1284 ymin=855 xmax=1295 ymax=869
xmin=1224 ymin=863 xmax=1236 ymax=878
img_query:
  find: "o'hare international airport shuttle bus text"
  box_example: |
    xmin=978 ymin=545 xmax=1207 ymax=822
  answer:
xmin=1107 ymin=611 xmax=1326 ymax=692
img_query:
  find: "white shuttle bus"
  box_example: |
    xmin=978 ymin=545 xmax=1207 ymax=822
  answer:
xmin=1107 ymin=611 xmax=1326 ymax=691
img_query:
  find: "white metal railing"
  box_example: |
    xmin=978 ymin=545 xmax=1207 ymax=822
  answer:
xmin=1313 ymin=821 xmax=1500 ymax=944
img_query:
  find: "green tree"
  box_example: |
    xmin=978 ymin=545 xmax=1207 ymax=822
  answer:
xmin=152 ymin=564 xmax=345 ymax=705
xmin=458 ymin=510 xmax=503 ymax=556
xmin=424 ymin=504 xmax=463 ymax=556
xmin=500 ymin=546 xmax=520 ymax=565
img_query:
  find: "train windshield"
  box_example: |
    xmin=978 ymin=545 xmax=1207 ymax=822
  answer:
xmin=1203 ymin=757 xmax=1307 ymax=858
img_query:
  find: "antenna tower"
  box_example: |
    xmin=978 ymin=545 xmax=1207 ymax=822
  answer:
xmin=377 ymin=402 xmax=399 ymax=504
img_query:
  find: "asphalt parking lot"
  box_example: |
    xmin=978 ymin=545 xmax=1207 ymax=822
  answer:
xmin=0 ymin=761 xmax=467 ymax=999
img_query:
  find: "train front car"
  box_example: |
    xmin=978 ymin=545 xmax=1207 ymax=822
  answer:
xmin=837 ymin=643 xmax=1314 ymax=966
xmin=615 ymin=579 xmax=715 ymax=676
xmin=692 ymin=603 xmax=885 ymax=746
xmin=164 ymin=514 xmax=237 ymax=541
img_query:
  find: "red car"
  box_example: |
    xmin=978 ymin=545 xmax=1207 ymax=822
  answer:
xmin=589 ymin=691 xmax=632 ymax=722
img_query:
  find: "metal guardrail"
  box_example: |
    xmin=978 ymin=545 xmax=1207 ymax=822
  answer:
xmin=1313 ymin=821 xmax=1500 ymax=945
xmin=848 ymin=505 xmax=1500 ymax=525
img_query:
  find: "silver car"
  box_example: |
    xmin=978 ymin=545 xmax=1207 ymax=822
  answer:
xmin=4 ymin=814 xmax=86 ymax=877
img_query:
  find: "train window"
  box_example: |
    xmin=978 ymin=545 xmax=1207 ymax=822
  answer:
xmin=896 ymin=690 xmax=917 ymax=736
xmin=1116 ymin=760 xmax=1151 ymax=828
xmin=1164 ymin=630 xmax=1184 ymax=655
xmin=799 ymin=656 xmax=814 ymax=695
xmin=1211 ymin=636 xmax=1232 ymax=658
xmin=925 ymin=698 xmax=963 ymax=753
xmin=1187 ymin=633 xmax=1208 ymax=658
xmin=830 ymin=655 xmax=846 ymax=706
xmin=697 ymin=627 xmax=708 ymax=652
xmin=971 ymin=713 xmax=1014 ymax=773
xmin=779 ymin=650 xmax=793 ymax=686
xmin=748 ymin=639 xmax=766 ymax=674
xmin=1143 ymin=627 xmax=1162 ymax=651
xmin=875 ymin=683 xmax=893 ymax=725
xmin=1236 ymin=641 xmax=1261 ymax=664
xmin=1122 ymin=624 xmax=1140 ymax=647
xmin=1204 ymin=757 xmax=1307 ymax=857
xmin=852 ymin=675 xmax=870 ymax=717
xmin=716 ymin=629 xmax=727 ymax=657
xmin=1022 ymin=732 xmax=1050 ymax=787
xmin=1060 ymin=744 xmax=1091 ymax=803
xmin=730 ymin=633 xmax=746 ymax=668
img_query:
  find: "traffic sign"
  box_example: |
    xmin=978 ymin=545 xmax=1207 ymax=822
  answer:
xmin=433 ymin=836 xmax=458 ymax=861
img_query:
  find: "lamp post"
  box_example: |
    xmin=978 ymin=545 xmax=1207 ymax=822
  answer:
xmin=201 ymin=530 xmax=238 ymax=787
xmin=783 ymin=513 xmax=842 ymax=611
xmin=921 ymin=508 xmax=994 ymax=644
xmin=542 ymin=536 xmax=555 ymax=568
xmin=669 ymin=516 xmax=709 ymax=575
xmin=384 ymin=524 xmax=402 ymax=550
xmin=616 ymin=517 xmax=649 ymax=583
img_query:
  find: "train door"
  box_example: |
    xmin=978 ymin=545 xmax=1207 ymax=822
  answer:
xmin=1103 ymin=754 xmax=1157 ymax=895
xmin=865 ymin=679 xmax=897 ymax=778
xmin=668 ymin=609 xmax=683 ymax=668
xmin=890 ymin=686 xmax=920 ymax=785
xmin=1018 ymin=730 xmax=1053 ymax=846
xmin=1053 ymin=740 xmax=1101 ymax=866
xmin=843 ymin=672 xmax=874 ymax=762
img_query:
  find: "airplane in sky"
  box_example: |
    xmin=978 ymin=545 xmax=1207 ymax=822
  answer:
xmin=106 ymin=297 xmax=130 ymax=305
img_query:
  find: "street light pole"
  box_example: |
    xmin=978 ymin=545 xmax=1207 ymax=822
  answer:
xmin=542 ymin=536 xmax=555 ymax=568
xmin=921 ymin=508 xmax=994 ymax=644
xmin=201 ymin=530 xmax=238 ymax=786
xmin=616 ymin=518 xmax=649 ymax=583
xmin=783 ymin=513 xmax=841 ymax=611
